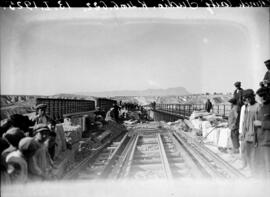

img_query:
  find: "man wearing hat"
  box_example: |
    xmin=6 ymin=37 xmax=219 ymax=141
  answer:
xmin=29 ymin=125 xmax=54 ymax=180
xmin=32 ymin=104 xmax=51 ymax=127
xmin=263 ymin=59 xmax=270 ymax=84
xmin=2 ymin=128 xmax=25 ymax=159
xmin=5 ymin=137 xmax=32 ymax=183
xmin=240 ymin=89 xmax=260 ymax=173
xmin=253 ymin=87 xmax=270 ymax=178
xmin=17 ymin=137 xmax=42 ymax=180
xmin=233 ymin=81 xmax=244 ymax=112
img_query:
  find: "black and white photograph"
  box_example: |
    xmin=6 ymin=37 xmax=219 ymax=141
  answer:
xmin=1 ymin=4 xmax=270 ymax=197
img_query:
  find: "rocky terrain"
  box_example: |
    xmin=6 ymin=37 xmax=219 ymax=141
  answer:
xmin=1 ymin=95 xmax=37 ymax=120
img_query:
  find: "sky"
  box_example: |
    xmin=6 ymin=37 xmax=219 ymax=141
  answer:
xmin=0 ymin=8 xmax=269 ymax=95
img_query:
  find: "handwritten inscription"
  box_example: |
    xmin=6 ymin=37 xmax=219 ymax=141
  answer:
xmin=2 ymin=0 xmax=270 ymax=10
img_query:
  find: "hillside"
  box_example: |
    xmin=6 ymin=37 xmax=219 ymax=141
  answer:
xmin=76 ymin=86 xmax=189 ymax=97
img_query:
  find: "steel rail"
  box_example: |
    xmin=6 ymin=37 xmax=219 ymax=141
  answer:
xmin=108 ymin=134 xmax=139 ymax=179
xmin=174 ymin=130 xmax=245 ymax=179
xmin=168 ymin=133 xmax=210 ymax=178
xmin=157 ymin=133 xmax=173 ymax=179
xmin=98 ymin=133 xmax=130 ymax=178
xmin=172 ymin=132 xmax=219 ymax=178
xmin=121 ymin=134 xmax=140 ymax=178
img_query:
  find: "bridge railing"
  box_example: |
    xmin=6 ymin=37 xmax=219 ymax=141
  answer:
xmin=155 ymin=103 xmax=230 ymax=118
xmin=36 ymin=98 xmax=95 ymax=121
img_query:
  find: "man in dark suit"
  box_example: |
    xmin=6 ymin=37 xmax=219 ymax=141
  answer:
xmin=262 ymin=59 xmax=270 ymax=88
xmin=233 ymin=81 xmax=244 ymax=112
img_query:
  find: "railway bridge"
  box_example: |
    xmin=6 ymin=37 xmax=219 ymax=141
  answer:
xmin=1 ymin=97 xmax=244 ymax=183
xmin=30 ymin=98 xmax=243 ymax=181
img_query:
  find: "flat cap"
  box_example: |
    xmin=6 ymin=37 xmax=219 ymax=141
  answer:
xmin=243 ymin=89 xmax=255 ymax=98
xmin=234 ymin=81 xmax=241 ymax=86
xmin=35 ymin=104 xmax=47 ymax=110
xmin=3 ymin=128 xmax=25 ymax=147
xmin=33 ymin=124 xmax=50 ymax=135
xmin=264 ymin=59 xmax=270 ymax=65
xmin=256 ymin=87 xmax=269 ymax=97
xmin=18 ymin=137 xmax=39 ymax=157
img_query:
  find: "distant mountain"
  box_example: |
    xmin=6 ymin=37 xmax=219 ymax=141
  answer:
xmin=76 ymin=87 xmax=190 ymax=97
xmin=49 ymin=93 xmax=95 ymax=100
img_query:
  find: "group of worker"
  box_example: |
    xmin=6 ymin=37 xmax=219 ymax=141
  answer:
xmin=227 ymin=59 xmax=270 ymax=179
xmin=101 ymin=102 xmax=145 ymax=123
xmin=1 ymin=104 xmax=58 ymax=184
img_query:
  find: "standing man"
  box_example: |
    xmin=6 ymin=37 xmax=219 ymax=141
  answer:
xmin=262 ymin=59 xmax=270 ymax=88
xmin=112 ymin=103 xmax=121 ymax=123
xmin=228 ymin=98 xmax=240 ymax=154
xmin=254 ymin=87 xmax=270 ymax=179
xmin=233 ymin=81 xmax=244 ymax=112
xmin=239 ymin=98 xmax=248 ymax=169
xmin=233 ymin=81 xmax=244 ymax=155
xmin=263 ymin=59 xmax=270 ymax=83
xmin=152 ymin=101 xmax=156 ymax=110
xmin=32 ymin=104 xmax=51 ymax=127
xmin=240 ymin=89 xmax=260 ymax=174
xmin=29 ymin=125 xmax=54 ymax=180
xmin=205 ymin=99 xmax=213 ymax=113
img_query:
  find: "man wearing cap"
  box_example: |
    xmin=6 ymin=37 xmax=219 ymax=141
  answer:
xmin=2 ymin=128 xmax=25 ymax=159
xmin=1 ymin=138 xmax=10 ymax=184
xmin=15 ymin=137 xmax=40 ymax=181
xmin=29 ymin=125 xmax=54 ymax=180
xmin=233 ymin=81 xmax=244 ymax=112
xmin=240 ymin=89 xmax=260 ymax=173
xmin=253 ymin=87 xmax=270 ymax=179
xmin=32 ymin=104 xmax=51 ymax=127
xmin=228 ymin=98 xmax=240 ymax=153
xmin=263 ymin=59 xmax=270 ymax=84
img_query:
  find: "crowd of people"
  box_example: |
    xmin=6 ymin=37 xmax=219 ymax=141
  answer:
xmin=227 ymin=59 xmax=270 ymax=179
xmin=1 ymin=102 xmax=139 ymax=184
xmin=1 ymin=104 xmax=58 ymax=184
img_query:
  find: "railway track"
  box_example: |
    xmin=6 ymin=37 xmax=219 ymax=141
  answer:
xmin=66 ymin=124 xmax=245 ymax=180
